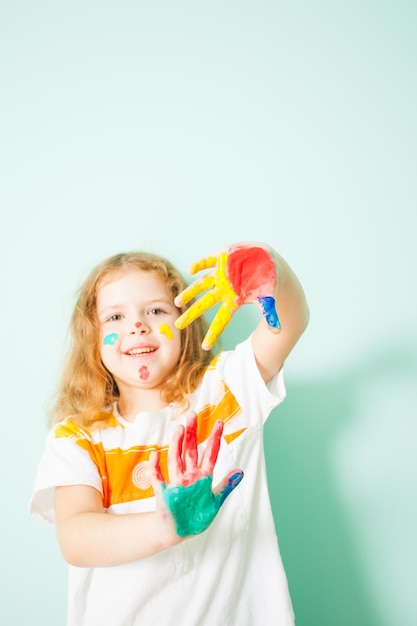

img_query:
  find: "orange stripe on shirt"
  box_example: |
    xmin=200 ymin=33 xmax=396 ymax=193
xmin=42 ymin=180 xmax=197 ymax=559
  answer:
xmin=196 ymin=383 xmax=242 ymax=442
xmin=55 ymin=385 xmax=243 ymax=508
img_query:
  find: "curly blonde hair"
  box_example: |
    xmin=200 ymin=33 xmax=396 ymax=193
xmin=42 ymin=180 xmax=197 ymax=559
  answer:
xmin=50 ymin=251 xmax=215 ymax=428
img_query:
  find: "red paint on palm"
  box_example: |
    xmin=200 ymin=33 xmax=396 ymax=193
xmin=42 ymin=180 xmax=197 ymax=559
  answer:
xmin=227 ymin=246 xmax=276 ymax=303
xmin=184 ymin=418 xmax=198 ymax=485
xmin=205 ymin=420 xmax=223 ymax=469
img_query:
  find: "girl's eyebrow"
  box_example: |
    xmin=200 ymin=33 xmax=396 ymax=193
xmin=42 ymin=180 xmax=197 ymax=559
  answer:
xmin=146 ymin=298 xmax=175 ymax=307
xmin=97 ymin=304 xmax=122 ymax=316
xmin=98 ymin=298 xmax=175 ymax=317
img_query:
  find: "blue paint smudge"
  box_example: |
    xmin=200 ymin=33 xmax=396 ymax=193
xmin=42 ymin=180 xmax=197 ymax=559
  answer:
xmin=103 ymin=333 xmax=118 ymax=345
xmin=217 ymin=471 xmax=244 ymax=508
xmin=258 ymin=296 xmax=281 ymax=329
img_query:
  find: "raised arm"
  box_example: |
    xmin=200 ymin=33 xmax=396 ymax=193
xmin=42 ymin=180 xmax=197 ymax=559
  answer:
xmin=252 ymin=248 xmax=309 ymax=382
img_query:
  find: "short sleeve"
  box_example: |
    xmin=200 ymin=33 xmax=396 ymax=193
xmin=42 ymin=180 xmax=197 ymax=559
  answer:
xmin=29 ymin=427 xmax=103 ymax=525
xmin=221 ymin=335 xmax=286 ymax=427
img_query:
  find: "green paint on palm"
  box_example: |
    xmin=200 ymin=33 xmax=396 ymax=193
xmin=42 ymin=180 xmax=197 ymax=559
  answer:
xmin=162 ymin=472 xmax=243 ymax=537
xmin=162 ymin=476 xmax=220 ymax=537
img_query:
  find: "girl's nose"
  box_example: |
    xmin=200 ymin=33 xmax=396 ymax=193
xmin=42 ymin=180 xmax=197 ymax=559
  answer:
xmin=130 ymin=321 xmax=147 ymax=334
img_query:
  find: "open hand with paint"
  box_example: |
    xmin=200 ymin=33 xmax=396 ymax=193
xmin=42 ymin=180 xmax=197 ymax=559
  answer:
xmin=174 ymin=242 xmax=281 ymax=350
xmin=150 ymin=413 xmax=244 ymax=537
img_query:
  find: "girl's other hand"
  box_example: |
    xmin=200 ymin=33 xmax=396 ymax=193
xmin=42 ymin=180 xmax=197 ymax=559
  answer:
xmin=150 ymin=413 xmax=244 ymax=537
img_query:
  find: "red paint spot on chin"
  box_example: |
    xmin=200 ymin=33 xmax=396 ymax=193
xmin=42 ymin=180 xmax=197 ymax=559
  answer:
xmin=139 ymin=366 xmax=149 ymax=380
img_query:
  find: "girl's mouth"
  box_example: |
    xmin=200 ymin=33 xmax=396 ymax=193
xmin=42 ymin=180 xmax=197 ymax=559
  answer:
xmin=125 ymin=347 xmax=157 ymax=356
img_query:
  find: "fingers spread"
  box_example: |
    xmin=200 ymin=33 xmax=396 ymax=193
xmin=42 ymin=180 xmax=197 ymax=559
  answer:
xmin=183 ymin=413 xmax=199 ymax=485
xmin=189 ymin=254 xmax=218 ymax=275
xmin=167 ymin=424 xmax=185 ymax=486
xmin=200 ymin=420 xmax=224 ymax=476
xmin=202 ymin=304 xmax=234 ymax=351
xmin=213 ymin=469 xmax=244 ymax=509
xmin=149 ymin=450 xmax=164 ymax=481
xmin=149 ymin=450 xmax=165 ymax=503
xmin=175 ymin=288 xmax=220 ymax=329
xmin=174 ymin=274 xmax=215 ymax=309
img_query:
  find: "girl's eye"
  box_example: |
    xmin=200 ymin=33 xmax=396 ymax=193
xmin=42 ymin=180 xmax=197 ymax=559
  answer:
xmin=148 ymin=308 xmax=165 ymax=316
xmin=107 ymin=314 xmax=123 ymax=322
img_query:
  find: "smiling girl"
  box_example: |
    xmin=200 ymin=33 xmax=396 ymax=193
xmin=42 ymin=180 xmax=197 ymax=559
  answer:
xmin=30 ymin=242 xmax=309 ymax=626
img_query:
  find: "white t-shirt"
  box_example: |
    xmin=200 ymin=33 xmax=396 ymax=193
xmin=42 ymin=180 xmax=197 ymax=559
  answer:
xmin=30 ymin=337 xmax=295 ymax=626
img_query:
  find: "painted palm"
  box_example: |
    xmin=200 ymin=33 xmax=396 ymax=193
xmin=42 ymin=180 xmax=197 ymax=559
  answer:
xmin=175 ymin=243 xmax=281 ymax=350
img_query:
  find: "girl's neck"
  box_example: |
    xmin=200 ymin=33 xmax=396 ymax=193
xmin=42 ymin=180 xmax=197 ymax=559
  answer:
xmin=116 ymin=388 xmax=169 ymax=422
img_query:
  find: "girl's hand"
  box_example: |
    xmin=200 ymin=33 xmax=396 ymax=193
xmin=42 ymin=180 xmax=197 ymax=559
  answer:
xmin=150 ymin=413 xmax=244 ymax=537
xmin=174 ymin=242 xmax=281 ymax=350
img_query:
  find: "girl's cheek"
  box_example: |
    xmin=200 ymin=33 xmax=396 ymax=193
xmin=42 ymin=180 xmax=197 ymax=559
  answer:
xmin=103 ymin=333 xmax=119 ymax=345
xmin=159 ymin=323 xmax=174 ymax=340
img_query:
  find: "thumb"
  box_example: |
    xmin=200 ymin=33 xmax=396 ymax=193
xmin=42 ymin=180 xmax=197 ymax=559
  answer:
xmin=257 ymin=296 xmax=281 ymax=331
xmin=149 ymin=450 xmax=165 ymax=501
xmin=213 ymin=469 xmax=244 ymax=510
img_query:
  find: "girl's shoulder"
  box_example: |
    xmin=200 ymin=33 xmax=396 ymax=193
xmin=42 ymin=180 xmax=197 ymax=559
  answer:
xmin=50 ymin=409 xmax=118 ymax=440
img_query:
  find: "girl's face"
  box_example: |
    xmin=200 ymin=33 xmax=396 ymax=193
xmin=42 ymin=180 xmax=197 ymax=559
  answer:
xmin=97 ymin=269 xmax=182 ymax=395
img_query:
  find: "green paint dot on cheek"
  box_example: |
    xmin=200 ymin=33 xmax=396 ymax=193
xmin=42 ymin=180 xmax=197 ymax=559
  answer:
xmin=103 ymin=333 xmax=118 ymax=345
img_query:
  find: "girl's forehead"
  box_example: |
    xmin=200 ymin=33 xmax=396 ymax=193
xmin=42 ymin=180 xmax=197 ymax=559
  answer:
xmin=96 ymin=269 xmax=171 ymax=304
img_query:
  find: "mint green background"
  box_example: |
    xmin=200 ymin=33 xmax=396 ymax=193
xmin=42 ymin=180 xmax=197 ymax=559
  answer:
xmin=1 ymin=1 xmax=416 ymax=624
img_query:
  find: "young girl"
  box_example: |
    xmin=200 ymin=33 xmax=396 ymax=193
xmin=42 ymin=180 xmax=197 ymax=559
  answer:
xmin=30 ymin=241 xmax=309 ymax=626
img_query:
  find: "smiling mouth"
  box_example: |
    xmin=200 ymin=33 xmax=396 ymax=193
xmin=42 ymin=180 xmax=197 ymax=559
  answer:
xmin=125 ymin=347 xmax=157 ymax=356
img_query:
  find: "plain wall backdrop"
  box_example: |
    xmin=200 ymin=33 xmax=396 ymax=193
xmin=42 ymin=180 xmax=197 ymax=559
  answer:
xmin=1 ymin=1 xmax=416 ymax=624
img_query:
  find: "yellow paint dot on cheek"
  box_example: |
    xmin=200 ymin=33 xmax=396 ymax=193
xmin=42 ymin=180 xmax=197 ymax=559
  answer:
xmin=159 ymin=323 xmax=174 ymax=340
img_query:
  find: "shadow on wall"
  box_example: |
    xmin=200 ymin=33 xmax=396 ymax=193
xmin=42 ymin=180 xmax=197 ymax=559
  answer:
xmin=264 ymin=340 xmax=417 ymax=626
